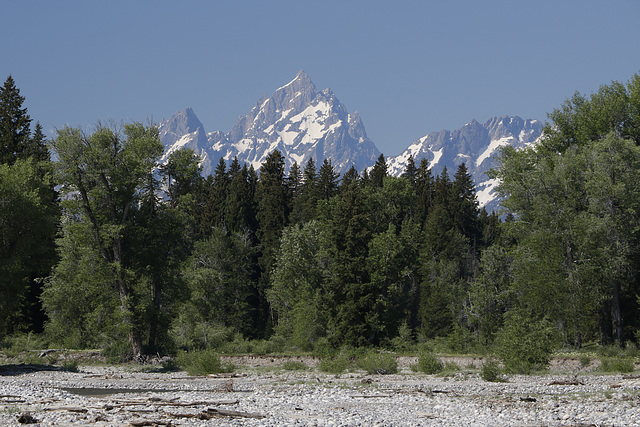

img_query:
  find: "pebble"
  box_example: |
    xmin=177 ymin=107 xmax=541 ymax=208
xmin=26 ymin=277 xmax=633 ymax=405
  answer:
xmin=0 ymin=366 xmax=639 ymax=426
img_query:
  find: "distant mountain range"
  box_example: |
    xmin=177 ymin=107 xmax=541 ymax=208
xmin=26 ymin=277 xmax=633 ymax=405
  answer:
xmin=387 ymin=116 xmax=542 ymax=212
xmin=158 ymin=71 xmax=543 ymax=210
xmin=158 ymin=70 xmax=380 ymax=177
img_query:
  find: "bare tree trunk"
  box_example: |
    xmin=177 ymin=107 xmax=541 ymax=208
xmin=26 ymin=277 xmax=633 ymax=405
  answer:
xmin=611 ymin=282 xmax=623 ymax=347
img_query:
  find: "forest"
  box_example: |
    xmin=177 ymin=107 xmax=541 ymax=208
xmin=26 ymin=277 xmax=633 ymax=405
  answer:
xmin=2 ymin=73 xmax=640 ymax=367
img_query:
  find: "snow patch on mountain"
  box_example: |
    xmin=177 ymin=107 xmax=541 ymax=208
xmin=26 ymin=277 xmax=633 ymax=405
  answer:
xmin=387 ymin=116 xmax=543 ymax=211
xmin=158 ymin=74 xmax=543 ymax=212
xmin=158 ymin=71 xmax=380 ymax=175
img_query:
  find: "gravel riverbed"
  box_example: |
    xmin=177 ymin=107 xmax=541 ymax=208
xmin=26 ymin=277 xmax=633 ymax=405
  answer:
xmin=1 ymin=358 xmax=640 ymax=426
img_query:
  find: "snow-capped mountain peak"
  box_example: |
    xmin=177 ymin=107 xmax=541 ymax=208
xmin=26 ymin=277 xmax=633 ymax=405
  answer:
xmin=158 ymin=74 xmax=543 ymax=212
xmin=158 ymin=71 xmax=380 ymax=175
xmin=387 ymin=116 xmax=543 ymax=211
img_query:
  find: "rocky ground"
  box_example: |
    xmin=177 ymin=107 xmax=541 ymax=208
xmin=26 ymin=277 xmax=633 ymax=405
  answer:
xmin=1 ymin=354 xmax=639 ymax=426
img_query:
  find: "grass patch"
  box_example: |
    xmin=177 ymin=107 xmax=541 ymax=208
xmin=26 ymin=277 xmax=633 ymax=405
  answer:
xmin=176 ymin=349 xmax=234 ymax=376
xmin=411 ymin=351 xmax=443 ymax=374
xmin=599 ymin=357 xmax=635 ymax=373
xmin=281 ymin=360 xmax=307 ymax=371
xmin=319 ymin=353 xmax=352 ymax=374
xmin=357 ymin=352 xmax=398 ymax=375
xmin=481 ymin=358 xmax=505 ymax=382
xmin=62 ymin=359 xmax=79 ymax=372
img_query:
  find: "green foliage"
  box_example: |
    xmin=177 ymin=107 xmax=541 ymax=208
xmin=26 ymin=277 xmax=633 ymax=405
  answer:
xmin=174 ymin=227 xmax=258 ymax=347
xmin=281 ymin=360 xmax=307 ymax=371
xmin=0 ymin=332 xmax=48 ymax=353
xmin=391 ymin=321 xmax=416 ymax=352
xmin=579 ymin=355 xmax=591 ymax=368
xmin=492 ymin=74 xmax=640 ymax=347
xmin=0 ymin=159 xmax=58 ymax=336
xmin=169 ymin=316 xmax=236 ymax=352
xmin=160 ymin=148 xmax=203 ymax=209
xmin=466 ymin=245 xmax=512 ymax=347
xmin=357 ymin=351 xmax=398 ymax=375
xmin=62 ymin=359 xmax=79 ymax=373
xmin=6 ymin=71 xmax=640 ymax=369
xmin=318 ymin=352 xmax=352 ymax=374
xmin=176 ymin=349 xmax=233 ymax=376
xmin=45 ymin=123 xmax=168 ymax=357
xmin=0 ymin=75 xmax=32 ymax=165
xmin=481 ymin=358 xmax=505 ymax=382
xmin=496 ymin=311 xmax=558 ymax=374
xmin=267 ymin=221 xmax=326 ymax=350
xmin=413 ymin=350 xmax=443 ymax=374
xmin=0 ymin=78 xmax=58 ymax=336
xmin=599 ymin=357 xmax=635 ymax=373
xmin=251 ymin=335 xmax=287 ymax=355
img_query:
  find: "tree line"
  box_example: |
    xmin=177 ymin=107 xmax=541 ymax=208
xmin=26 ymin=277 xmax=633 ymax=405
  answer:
xmin=2 ymin=73 xmax=640 ymax=359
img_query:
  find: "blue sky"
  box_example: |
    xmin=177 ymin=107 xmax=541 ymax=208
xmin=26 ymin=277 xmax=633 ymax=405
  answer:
xmin=3 ymin=0 xmax=640 ymax=157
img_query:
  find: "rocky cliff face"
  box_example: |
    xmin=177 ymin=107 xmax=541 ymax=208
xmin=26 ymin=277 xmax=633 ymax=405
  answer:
xmin=158 ymin=73 xmax=543 ymax=211
xmin=158 ymin=71 xmax=380 ymax=175
xmin=387 ymin=116 xmax=543 ymax=211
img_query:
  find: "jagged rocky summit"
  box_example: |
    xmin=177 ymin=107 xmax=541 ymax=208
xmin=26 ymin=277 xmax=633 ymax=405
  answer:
xmin=386 ymin=116 xmax=543 ymax=211
xmin=158 ymin=71 xmax=543 ymax=211
xmin=158 ymin=70 xmax=381 ymax=176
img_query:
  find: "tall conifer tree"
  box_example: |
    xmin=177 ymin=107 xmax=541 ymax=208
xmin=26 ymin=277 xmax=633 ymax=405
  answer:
xmin=0 ymin=76 xmax=32 ymax=165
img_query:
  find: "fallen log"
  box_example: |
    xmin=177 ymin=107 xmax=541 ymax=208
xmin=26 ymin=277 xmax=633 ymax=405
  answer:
xmin=129 ymin=420 xmax=172 ymax=426
xmin=169 ymin=407 xmax=266 ymax=420
xmin=199 ymin=407 xmax=265 ymax=419
xmin=547 ymin=380 xmax=583 ymax=386
xmin=42 ymin=406 xmax=88 ymax=413
xmin=351 ymin=394 xmax=392 ymax=398
xmin=112 ymin=399 xmax=239 ymax=407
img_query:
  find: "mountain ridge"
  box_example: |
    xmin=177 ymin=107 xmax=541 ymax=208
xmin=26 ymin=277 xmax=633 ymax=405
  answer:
xmin=158 ymin=70 xmax=380 ymax=176
xmin=158 ymin=72 xmax=543 ymax=210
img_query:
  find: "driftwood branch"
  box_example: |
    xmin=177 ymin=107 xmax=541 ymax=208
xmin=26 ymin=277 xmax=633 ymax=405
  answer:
xmin=170 ymin=407 xmax=266 ymax=420
xmin=112 ymin=399 xmax=239 ymax=407
xmin=42 ymin=406 xmax=88 ymax=413
xmin=129 ymin=420 xmax=172 ymax=426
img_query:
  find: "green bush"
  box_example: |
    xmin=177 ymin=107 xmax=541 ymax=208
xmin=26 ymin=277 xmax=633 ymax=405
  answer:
xmin=1 ymin=332 xmax=48 ymax=353
xmin=391 ymin=322 xmax=415 ymax=352
xmin=102 ymin=339 xmax=132 ymax=363
xmin=496 ymin=311 xmax=557 ymax=374
xmin=312 ymin=337 xmax=333 ymax=357
xmin=282 ymin=360 xmax=307 ymax=371
xmin=599 ymin=357 xmax=635 ymax=373
xmin=319 ymin=351 xmax=353 ymax=374
xmin=62 ymin=359 xmax=79 ymax=373
xmin=357 ymin=352 xmax=398 ymax=375
xmin=481 ymin=358 xmax=504 ymax=382
xmin=443 ymin=361 xmax=460 ymax=372
xmin=218 ymin=333 xmax=253 ymax=354
xmin=412 ymin=351 xmax=443 ymax=374
xmin=579 ymin=355 xmax=591 ymax=368
xmin=176 ymin=349 xmax=233 ymax=376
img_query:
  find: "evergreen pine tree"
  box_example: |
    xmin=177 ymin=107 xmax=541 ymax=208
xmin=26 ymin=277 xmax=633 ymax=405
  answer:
xmin=340 ymin=165 xmax=360 ymax=191
xmin=401 ymin=154 xmax=418 ymax=185
xmin=286 ymin=161 xmax=302 ymax=213
xmin=29 ymin=122 xmax=50 ymax=164
xmin=210 ymin=157 xmax=229 ymax=226
xmin=451 ymin=163 xmax=480 ymax=243
xmin=317 ymin=159 xmax=339 ymax=200
xmin=414 ymin=158 xmax=434 ymax=226
xmin=290 ymin=157 xmax=319 ymax=224
xmin=255 ymin=150 xmax=289 ymax=335
xmin=0 ymin=75 xmax=32 ymax=165
xmin=226 ymin=163 xmax=258 ymax=234
xmin=369 ymin=154 xmax=387 ymax=188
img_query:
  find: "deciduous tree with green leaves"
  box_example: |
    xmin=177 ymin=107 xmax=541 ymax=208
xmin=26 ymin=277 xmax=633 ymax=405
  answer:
xmin=45 ymin=123 xmax=164 ymax=358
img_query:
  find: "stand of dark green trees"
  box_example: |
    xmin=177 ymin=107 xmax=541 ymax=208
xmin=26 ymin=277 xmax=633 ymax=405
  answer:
xmin=2 ymin=73 xmax=640 ymax=360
